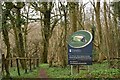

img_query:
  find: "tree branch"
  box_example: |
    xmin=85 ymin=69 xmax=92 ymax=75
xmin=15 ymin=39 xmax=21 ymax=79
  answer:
xmin=22 ymin=15 xmax=43 ymax=21
xmin=49 ymin=16 xmax=63 ymax=38
xmin=30 ymin=2 xmax=45 ymax=13
xmin=90 ymin=0 xmax=97 ymax=12
xmin=49 ymin=2 xmax=54 ymax=12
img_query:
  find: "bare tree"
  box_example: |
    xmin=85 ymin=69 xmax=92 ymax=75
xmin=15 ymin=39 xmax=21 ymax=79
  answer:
xmin=1 ymin=2 xmax=11 ymax=77
xmin=31 ymin=2 xmax=62 ymax=63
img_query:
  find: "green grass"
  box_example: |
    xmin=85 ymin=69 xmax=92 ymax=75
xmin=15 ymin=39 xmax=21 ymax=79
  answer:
xmin=40 ymin=62 xmax=120 ymax=78
xmin=7 ymin=65 xmax=41 ymax=78
xmin=40 ymin=64 xmax=72 ymax=78
xmin=4 ymin=61 xmax=120 ymax=78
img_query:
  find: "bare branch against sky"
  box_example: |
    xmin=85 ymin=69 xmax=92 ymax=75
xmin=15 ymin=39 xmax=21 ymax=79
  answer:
xmin=1 ymin=0 xmax=120 ymax=2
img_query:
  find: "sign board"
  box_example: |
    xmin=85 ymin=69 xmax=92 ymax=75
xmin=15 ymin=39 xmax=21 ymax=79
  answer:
xmin=68 ymin=30 xmax=93 ymax=65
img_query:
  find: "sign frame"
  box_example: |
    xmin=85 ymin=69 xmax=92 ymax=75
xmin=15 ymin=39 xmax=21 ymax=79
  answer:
xmin=68 ymin=30 xmax=93 ymax=65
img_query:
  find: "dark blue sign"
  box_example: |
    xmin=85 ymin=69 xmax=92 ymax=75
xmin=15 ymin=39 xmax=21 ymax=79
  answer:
xmin=68 ymin=30 xmax=93 ymax=65
xmin=68 ymin=42 xmax=92 ymax=65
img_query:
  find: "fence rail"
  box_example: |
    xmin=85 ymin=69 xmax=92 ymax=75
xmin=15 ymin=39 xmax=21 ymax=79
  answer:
xmin=6 ymin=57 xmax=39 ymax=60
xmin=2 ymin=56 xmax=40 ymax=76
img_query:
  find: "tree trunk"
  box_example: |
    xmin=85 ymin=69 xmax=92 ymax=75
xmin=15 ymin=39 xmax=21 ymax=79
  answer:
xmin=95 ymin=1 xmax=103 ymax=62
xmin=104 ymin=1 xmax=110 ymax=62
xmin=2 ymin=9 xmax=10 ymax=77
xmin=62 ymin=5 xmax=67 ymax=67
xmin=16 ymin=7 xmax=26 ymax=70
xmin=9 ymin=14 xmax=20 ymax=58
xmin=77 ymin=2 xmax=84 ymax=30
xmin=107 ymin=1 xmax=114 ymax=68
xmin=118 ymin=16 xmax=120 ymax=69
xmin=113 ymin=13 xmax=119 ymax=68
xmin=69 ymin=2 xmax=78 ymax=32
xmin=7 ymin=2 xmax=27 ymax=70
xmin=42 ymin=10 xmax=51 ymax=63
xmin=70 ymin=2 xmax=77 ymax=32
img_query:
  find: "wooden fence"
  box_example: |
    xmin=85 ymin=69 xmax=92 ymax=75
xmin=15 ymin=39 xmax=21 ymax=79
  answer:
xmin=2 ymin=55 xmax=39 ymax=76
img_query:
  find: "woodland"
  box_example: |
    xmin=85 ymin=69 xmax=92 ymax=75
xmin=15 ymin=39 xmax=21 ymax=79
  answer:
xmin=0 ymin=0 xmax=120 ymax=78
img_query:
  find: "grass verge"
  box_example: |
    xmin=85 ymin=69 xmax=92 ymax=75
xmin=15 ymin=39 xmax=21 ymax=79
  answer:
xmin=4 ymin=65 xmax=41 ymax=78
xmin=40 ymin=62 xmax=120 ymax=78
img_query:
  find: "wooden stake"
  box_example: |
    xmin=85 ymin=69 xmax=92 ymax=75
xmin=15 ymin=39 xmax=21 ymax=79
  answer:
xmin=29 ymin=59 xmax=32 ymax=72
xmin=16 ymin=58 xmax=20 ymax=76
xmin=71 ymin=65 xmax=73 ymax=75
xmin=77 ymin=65 xmax=79 ymax=73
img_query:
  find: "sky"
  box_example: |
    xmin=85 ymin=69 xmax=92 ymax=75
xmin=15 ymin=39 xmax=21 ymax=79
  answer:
xmin=1 ymin=0 xmax=120 ymax=2
xmin=1 ymin=0 xmax=120 ymax=21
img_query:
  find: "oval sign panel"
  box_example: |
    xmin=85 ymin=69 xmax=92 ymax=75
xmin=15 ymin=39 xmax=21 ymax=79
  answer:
xmin=67 ymin=30 xmax=93 ymax=48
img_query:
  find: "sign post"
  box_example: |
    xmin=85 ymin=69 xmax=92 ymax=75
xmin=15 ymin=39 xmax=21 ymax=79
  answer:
xmin=71 ymin=65 xmax=73 ymax=75
xmin=67 ymin=30 xmax=93 ymax=75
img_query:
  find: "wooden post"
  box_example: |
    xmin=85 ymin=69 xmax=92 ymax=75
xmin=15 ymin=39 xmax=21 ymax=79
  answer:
xmin=34 ymin=59 xmax=36 ymax=69
xmin=29 ymin=58 xmax=32 ymax=71
xmin=71 ymin=65 xmax=73 ymax=75
xmin=88 ymin=66 xmax=90 ymax=73
xmin=37 ymin=59 xmax=39 ymax=67
xmin=33 ymin=59 xmax=36 ymax=69
xmin=35 ymin=59 xmax=36 ymax=68
xmin=10 ymin=59 xmax=12 ymax=67
xmin=16 ymin=58 xmax=20 ymax=76
xmin=24 ymin=59 xmax=27 ymax=73
xmin=77 ymin=65 xmax=79 ymax=73
xmin=2 ymin=54 xmax=5 ymax=76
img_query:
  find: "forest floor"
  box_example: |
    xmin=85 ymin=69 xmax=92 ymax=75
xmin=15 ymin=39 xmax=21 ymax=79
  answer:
xmin=39 ymin=68 xmax=48 ymax=78
xmin=3 ymin=60 xmax=120 ymax=78
xmin=39 ymin=61 xmax=120 ymax=78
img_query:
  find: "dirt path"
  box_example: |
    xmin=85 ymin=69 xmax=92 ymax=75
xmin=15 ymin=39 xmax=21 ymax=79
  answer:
xmin=39 ymin=68 xmax=49 ymax=78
